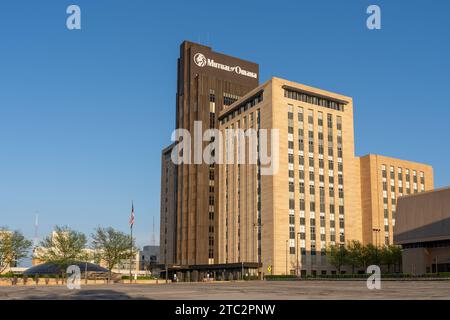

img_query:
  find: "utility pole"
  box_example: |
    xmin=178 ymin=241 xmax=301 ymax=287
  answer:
xmin=129 ymin=201 xmax=135 ymax=284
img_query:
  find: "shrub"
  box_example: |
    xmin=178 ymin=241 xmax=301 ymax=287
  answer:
xmin=121 ymin=275 xmax=157 ymax=280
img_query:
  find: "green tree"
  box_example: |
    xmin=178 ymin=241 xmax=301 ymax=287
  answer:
xmin=346 ymin=240 xmax=363 ymax=274
xmin=38 ymin=225 xmax=88 ymax=271
xmin=390 ymin=245 xmax=402 ymax=273
xmin=327 ymin=244 xmax=348 ymax=274
xmin=91 ymin=227 xmax=136 ymax=279
xmin=361 ymin=243 xmax=379 ymax=268
xmin=380 ymin=245 xmax=396 ymax=273
xmin=0 ymin=227 xmax=32 ymax=273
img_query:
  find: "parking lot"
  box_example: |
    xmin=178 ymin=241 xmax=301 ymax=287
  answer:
xmin=1 ymin=280 xmax=450 ymax=300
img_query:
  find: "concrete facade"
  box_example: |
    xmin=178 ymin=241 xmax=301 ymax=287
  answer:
xmin=160 ymin=144 xmax=177 ymax=265
xmin=218 ymin=77 xmax=435 ymax=275
xmin=171 ymin=41 xmax=259 ymax=266
xmin=359 ymin=155 xmax=434 ymax=246
xmin=395 ymin=187 xmax=450 ymax=275
xmin=159 ymin=42 xmax=436 ymax=277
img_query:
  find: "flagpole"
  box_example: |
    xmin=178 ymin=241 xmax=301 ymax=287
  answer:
xmin=129 ymin=223 xmax=133 ymax=284
xmin=129 ymin=201 xmax=134 ymax=284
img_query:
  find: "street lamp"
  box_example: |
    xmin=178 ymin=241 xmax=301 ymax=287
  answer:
xmin=372 ymin=228 xmax=381 ymax=265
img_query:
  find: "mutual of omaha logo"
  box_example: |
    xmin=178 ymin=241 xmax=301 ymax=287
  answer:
xmin=192 ymin=52 xmax=257 ymax=79
xmin=193 ymin=53 xmax=207 ymax=67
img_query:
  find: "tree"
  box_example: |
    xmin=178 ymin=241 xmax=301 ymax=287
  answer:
xmin=327 ymin=244 xmax=348 ymax=274
xmin=361 ymin=243 xmax=378 ymax=268
xmin=346 ymin=240 xmax=363 ymax=274
xmin=380 ymin=245 xmax=396 ymax=273
xmin=0 ymin=227 xmax=32 ymax=273
xmin=390 ymin=245 xmax=402 ymax=273
xmin=38 ymin=225 xmax=88 ymax=271
xmin=91 ymin=227 xmax=136 ymax=279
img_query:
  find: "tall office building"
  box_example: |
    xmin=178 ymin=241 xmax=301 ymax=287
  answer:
xmin=160 ymin=42 xmax=435 ymax=278
xmin=218 ymin=77 xmax=434 ymax=276
xmin=171 ymin=41 xmax=259 ymax=266
xmin=218 ymin=77 xmax=360 ymax=275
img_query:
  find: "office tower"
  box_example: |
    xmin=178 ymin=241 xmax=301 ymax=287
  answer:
xmin=218 ymin=77 xmax=434 ymax=276
xmin=218 ymin=77 xmax=361 ymax=275
xmin=160 ymin=43 xmax=435 ymax=278
xmin=173 ymin=41 xmax=259 ymax=265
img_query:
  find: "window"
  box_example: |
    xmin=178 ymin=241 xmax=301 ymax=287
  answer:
xmin=299 ymin=182 xmax=305 ymax=194
xmin=327 ymin=114 xmax=333 ymax=128
xmin=285 ymin=89 xmax=345 ymax=112
xmin=288 ymin=154 xmax=294 ymax=164
xmin=336 ymin=117 xmax=342 ymax=131
xmin=289 ymin=199 xmax=295 ymax=209
xmin=298 ymin=110 xmax=304 ymax=122
xmin=300 ymin=199 xmax=305 ymax=210
xmin=308 ymin=110 xmax=314 ymax=124
xmin=289 ymin=226 xmax=295 ymax=239
xmin=319 ymin=159 xmax=324 ymax=168
xmin=299 ymin=156 xmax=305 ymax=166
xmin=289 ymin=215 xmax=295 ymax=225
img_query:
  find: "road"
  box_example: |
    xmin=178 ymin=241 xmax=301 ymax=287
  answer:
xmin=1 ymin=280 xmax=449 ymax=300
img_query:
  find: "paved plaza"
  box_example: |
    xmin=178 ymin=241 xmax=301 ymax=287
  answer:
xmin=1 ymin=280 xmax=450 ymax=300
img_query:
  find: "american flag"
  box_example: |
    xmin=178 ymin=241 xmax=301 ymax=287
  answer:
xmin=129 ymin=202 xmax=135 ymax=227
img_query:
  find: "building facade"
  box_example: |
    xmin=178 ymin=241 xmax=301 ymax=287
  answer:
xmin=159 ymin=42 xmax=436 ymax=278
xmin=218 ymin=77 xmax=434 ymax=276
xmin=394 ymin=187 xmax=450 ymax=275
xmin=359 ymin=155 xmax=434 ymax=246
xmin=160 ymin=143 xmax=177 ymax=265
xmin=171 ymin=41 xmax=259 ymax=266
xmin=218 ymin=77 xmax=360 ymax=275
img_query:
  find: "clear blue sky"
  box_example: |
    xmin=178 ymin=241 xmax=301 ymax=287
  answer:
xmin=1 ymin=0 xmax=449 ymax=257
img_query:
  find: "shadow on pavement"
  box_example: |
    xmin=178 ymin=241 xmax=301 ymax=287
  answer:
xmin=19 ymin=289 xmax=152 ymax=300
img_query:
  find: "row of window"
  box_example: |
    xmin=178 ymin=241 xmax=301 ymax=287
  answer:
xmin=220 ymin=92 xmax=263 ymax=125
xmin=288 ymin=105 xmax=345 ymax=252
xmin=284 ymin=88 xmax=346 ymax=112
xmin=223 ymin=110 xmax=262 ymax=263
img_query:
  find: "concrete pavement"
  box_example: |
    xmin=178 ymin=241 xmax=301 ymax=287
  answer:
xmin=1 ymin=280 xmax=450 ymax=300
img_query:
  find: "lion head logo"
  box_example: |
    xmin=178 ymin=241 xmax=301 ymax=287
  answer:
xmin=193 ymin=53 xmax=207 ymax=67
